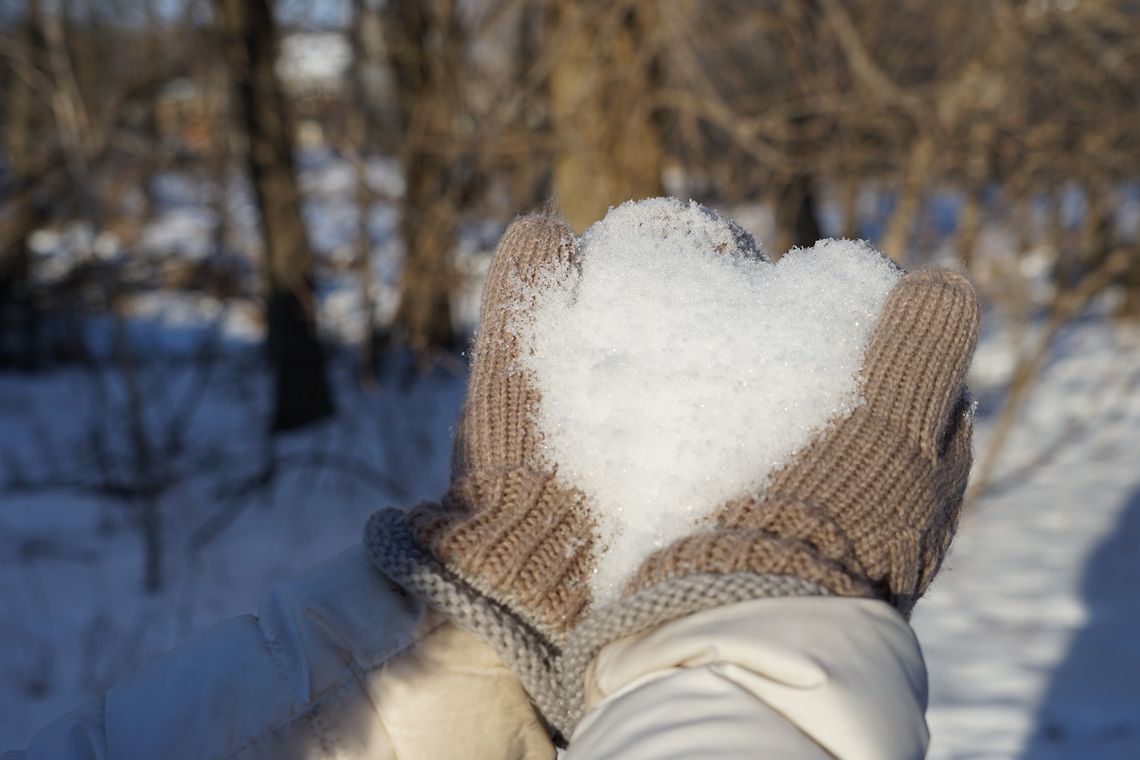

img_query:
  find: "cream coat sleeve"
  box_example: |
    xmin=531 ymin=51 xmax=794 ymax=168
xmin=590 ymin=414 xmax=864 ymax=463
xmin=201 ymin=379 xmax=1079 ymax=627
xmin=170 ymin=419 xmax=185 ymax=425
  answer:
xmin=5 ymin=545 xmax=554 ymax=760
xmin=567 ymin=597 xmax=929 ymax=760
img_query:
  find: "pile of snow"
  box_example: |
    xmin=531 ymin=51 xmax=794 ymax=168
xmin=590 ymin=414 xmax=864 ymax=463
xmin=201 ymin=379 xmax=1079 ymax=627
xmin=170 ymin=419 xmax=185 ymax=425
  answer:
xmin=515 ymin=198 xmax=902 ymax=604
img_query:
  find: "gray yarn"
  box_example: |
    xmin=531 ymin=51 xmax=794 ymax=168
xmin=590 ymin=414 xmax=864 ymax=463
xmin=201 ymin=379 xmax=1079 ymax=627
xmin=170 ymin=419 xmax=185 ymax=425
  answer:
xmin=363 ymin=509 xmax=568 ymax=740
xmin=364 ymin=508 xmax=831 ymax=742
xmin=559 ymin=573 xmax=831 ymax=731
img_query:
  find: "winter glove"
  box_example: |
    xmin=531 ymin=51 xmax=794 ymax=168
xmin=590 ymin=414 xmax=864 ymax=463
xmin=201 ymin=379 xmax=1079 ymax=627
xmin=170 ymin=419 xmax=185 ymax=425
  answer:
xmin=365 ymin=215 xmax=594 ymax=738
xmin=560 ymin=265 xmax=980 ymax=733
xmin=634 ymin=268 xmax=979 ymax=614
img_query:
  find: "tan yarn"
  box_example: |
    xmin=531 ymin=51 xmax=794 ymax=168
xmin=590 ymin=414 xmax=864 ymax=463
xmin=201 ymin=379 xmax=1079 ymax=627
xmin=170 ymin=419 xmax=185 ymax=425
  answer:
xmin=407 ymin=215 xmax=596 ymax=638
xmin=629 ymin=269 xmax=980 ymax=618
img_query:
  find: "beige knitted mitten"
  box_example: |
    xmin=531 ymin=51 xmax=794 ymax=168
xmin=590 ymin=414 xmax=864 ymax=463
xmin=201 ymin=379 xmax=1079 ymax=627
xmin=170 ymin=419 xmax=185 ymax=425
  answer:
xmin=365 ymin=215 xmax=594 ymax=735
xmin=412 ymin=213 xmax=595 ymax=635
xmin=631 ymin=268 xmax=980 ymax=616
xmin=558 ymin=267 xmax=980 ymax=733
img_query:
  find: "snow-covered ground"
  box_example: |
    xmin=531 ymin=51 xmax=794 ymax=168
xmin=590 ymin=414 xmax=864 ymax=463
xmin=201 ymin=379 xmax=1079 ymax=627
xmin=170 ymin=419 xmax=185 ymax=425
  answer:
xmin=0 ymin=343 xmax=466 ymax=748
xmin=5 ymin=295 xmax=1138 ymax=757
xmin=916 ymin=315 xmax=1140 ymax=759
xmin=2 ymin=157 xmax=1139 ymax=755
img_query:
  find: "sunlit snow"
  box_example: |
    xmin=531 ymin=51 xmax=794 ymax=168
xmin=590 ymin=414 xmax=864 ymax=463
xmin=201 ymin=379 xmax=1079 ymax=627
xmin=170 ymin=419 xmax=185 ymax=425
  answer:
xmin=515 ymin=198 xmax=901 ymax=604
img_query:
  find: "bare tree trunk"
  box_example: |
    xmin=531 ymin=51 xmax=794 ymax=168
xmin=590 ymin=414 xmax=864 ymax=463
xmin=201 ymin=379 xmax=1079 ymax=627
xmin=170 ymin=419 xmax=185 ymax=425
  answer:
xmin=840 ymin=174 xmax=860 ymax=239
xmin=775 ymin=173 xmax=824 ymax=254
xmin=547 ymin=1 xmax=665 ymax=232
xmin=214 ymin=0 xmax=333 ymax=431
xmin=1074 ymin=181 xmax=1140 ymax=319
xmin=956 ymin=121 xmax=994 ymax=272
xmin=0 ymin=0 xmax=52 ymax=369
xmin=1 ymin=1 xmax=45 ymax=370
xmin=206 ymin=58 xmax=235 ymax=263
xmin=956 ymin=186 xmax=983 ymax=272
xmin=385 ymin=0 xmax=463 ymax=355
xmin=348 ymin=0 xmax=383 ymax=381
xmin=967 ymin=248 xmax=1131 ymax=506
xmin=880 ymin=133 xmax=935 ymax=263
xmin=1118 ymin=259 xmax=1140 ymax=320
xmin=510 ymin=0 xmax=552 ymax=210
xmin=138 ymin=0 xmax=165 ymax=219
xmin=116 ymin=318 xmax=164 ymax=592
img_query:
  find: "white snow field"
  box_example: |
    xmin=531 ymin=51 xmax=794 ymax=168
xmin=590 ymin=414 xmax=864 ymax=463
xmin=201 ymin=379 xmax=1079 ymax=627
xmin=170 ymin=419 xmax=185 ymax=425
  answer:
xmin=518 ymin=198 xmax=901 ymax=604
xmin=2 ymin=183 xmax=1139 ymax=757
xmin=914 ymin=317 xmax=1140 ymax=760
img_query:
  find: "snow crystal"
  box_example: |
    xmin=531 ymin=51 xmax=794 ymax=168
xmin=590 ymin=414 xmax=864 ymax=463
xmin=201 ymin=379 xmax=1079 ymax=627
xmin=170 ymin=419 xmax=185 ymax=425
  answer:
xmin=514 ymin=197 xmax=902 ymax=606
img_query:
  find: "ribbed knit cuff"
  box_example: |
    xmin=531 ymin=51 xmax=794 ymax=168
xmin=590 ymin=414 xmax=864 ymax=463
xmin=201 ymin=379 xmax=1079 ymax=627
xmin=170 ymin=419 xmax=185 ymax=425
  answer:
xmin=366 ymin=511 xmax=837 ymax=741
xmin=411 ymin=467 xmax=595 ymax=636
xmin=363 ymin=508 xmax=569 ymax=741
xmin=629 ymin=519 xmax=881 ymax=597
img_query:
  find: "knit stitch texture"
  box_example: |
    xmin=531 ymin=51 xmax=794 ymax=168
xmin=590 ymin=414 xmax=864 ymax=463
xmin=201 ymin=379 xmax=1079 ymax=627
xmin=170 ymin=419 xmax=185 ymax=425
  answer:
xmin=628 ymin=269 xmax=980 ymax=618
xmin=364 ymin=507 xmax=829 ymax=739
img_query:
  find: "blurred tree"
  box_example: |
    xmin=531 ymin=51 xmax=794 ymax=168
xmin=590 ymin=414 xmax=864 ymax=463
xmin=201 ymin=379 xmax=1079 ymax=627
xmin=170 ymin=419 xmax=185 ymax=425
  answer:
xmin=347 ymin=0 xmax=385 ymax=380
xmin=384 ymin=0 xmax=464 ymax=355
xmin=773 ymin=2 xmax=824 ymax=253
xmin=0 ymin=0 xmax=45 ymax=369
xmin=214 ymin=0 xmax=334 ymax=430
xmin=545 ymin=0 xmax=665 ymax=232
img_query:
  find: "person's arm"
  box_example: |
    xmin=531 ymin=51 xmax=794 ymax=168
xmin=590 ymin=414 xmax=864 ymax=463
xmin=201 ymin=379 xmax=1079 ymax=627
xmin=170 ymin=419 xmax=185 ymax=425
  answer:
xmin=6 ymin=545 xmax=554 ymax=760
xmin=568 ymin=596 xmax=928 ymax=760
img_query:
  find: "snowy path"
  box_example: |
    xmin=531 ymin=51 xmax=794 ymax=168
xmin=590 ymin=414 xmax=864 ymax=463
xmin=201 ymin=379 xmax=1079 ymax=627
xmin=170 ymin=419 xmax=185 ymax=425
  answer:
xmin=916 ymin=321 xmax=1140 ymax=759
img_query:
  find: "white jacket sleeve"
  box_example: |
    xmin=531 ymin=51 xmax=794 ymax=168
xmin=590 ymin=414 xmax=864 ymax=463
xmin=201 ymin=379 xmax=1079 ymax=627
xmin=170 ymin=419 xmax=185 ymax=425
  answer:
xmin=5 ymin=545 xmax=554 ymax=760
xmin=566 ymin=597 xmax=929 ymax=760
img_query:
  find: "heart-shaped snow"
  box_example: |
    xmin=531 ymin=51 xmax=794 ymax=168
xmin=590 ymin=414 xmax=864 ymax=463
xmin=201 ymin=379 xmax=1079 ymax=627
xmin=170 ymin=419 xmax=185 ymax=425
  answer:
xmin=514 ymin=198 xmax=901 ymax=606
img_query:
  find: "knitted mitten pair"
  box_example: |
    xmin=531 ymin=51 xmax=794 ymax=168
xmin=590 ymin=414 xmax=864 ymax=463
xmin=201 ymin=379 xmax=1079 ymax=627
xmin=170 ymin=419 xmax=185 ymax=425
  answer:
xmin=365 ymin=211 xmax=979 ymax=740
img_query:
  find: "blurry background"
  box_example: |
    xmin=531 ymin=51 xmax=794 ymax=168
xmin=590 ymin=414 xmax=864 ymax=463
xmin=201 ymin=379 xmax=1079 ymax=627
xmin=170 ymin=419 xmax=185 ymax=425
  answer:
xmin=0 ymin=0 xmax=1138 ymax=756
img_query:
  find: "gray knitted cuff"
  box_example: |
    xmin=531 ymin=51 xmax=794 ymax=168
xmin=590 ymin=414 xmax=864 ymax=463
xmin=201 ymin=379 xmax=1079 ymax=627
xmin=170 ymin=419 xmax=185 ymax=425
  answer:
xmin=366 ymin=509 xmax=833 ymax=742
xmin=363 ymin=508 xmax=569 ymax=741
xmin=558 ymin=572 xmax=831 ymax=733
